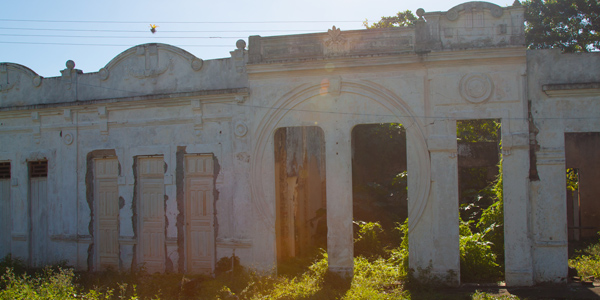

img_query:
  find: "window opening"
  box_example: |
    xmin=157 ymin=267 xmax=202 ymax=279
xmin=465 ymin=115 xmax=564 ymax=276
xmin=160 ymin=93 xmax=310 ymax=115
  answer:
xmin=30 ymin=161 xmax=48 ymax=178
xmin=0 ymin=162 xmax=10 ymax=179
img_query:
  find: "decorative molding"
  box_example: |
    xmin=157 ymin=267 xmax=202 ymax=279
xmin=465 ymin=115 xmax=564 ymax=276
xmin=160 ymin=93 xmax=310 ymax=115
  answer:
xmin=191 ymin=99 xmax=203 ymax=135
xmin=0 ymin=64 xmax=18 ymax=93
xmin=60 ymin=60 xmax=81 ymax=90
xmin=542 ymin=82 xmax=600 ymax=98
xmin=536 ymin=148 xmax=565 ymax=165
xmin=11 ymin=233 xmax=27 ymax=241
xmin=534 ymin=240 xmax=567 ymax=247
xmin=128 ymin=44 xmax=172 ymax=79
xmin=446 ymin=2 xmax=504 ymax=21
xmin=98 ymin=106 xmax=108 ymax=136
xmin=235 ymin=95 xmax=247 ymax=104
xmin=460 ymin=72 xmax=494 ymax=103
xmin=324 ymin=26 xmax=348 ymax=57
xmin=31 ymin=111 xmax=41 ymax=143
xmin=216 ymin=238 xmax=252 ymax=248
xmin=164 ymin=174 xmax=173 ymax=185
xmin=32 ymin=76 xmax=42 ymax=88
xmin=98 ymin=68 xmax=110 ymax=81
xmin=118 ymin=237 xmax=137 ymax=245
xmin=235 ymin=152 xmax=250 ymax=163
xmin=63 ymin=109 xmax=72 ymax=122
xmin=62 ymin=132 xmax=74 ymax=145
xmin=191 ymin=58 xmax=204 ymax=71
xmin=234 ymin=121 xmax=248 ymax=138
xmin=50 ymin=234 xmax=78 ymax=242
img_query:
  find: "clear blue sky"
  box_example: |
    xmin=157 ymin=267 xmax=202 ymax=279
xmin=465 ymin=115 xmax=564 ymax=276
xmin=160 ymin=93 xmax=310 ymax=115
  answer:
xmin=2 ymin=0 xmax=512 ymax=77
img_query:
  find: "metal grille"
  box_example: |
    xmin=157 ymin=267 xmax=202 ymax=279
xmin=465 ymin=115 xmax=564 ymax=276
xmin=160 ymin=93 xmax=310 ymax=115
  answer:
xmin=0 ymin=162 xmax=9 ymax=179
xmin=30 ymin=161 xmax=48 ymax=178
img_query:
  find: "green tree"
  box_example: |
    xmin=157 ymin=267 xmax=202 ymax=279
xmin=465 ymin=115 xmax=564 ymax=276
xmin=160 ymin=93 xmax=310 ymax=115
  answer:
xmin=524 ymin=0 xmax=600 ymax=52
xmin=363 ymin=10 xmax=417 ymax=28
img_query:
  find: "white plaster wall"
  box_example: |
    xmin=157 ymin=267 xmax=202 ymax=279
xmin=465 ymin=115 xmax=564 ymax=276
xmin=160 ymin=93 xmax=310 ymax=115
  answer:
xmin=528 ymin=49 xmax=600 ymax=283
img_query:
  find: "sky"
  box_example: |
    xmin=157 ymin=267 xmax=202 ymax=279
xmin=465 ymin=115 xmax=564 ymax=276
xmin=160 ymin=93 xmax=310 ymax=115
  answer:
xmin=2 ymin=0 xmax=513 ymax=78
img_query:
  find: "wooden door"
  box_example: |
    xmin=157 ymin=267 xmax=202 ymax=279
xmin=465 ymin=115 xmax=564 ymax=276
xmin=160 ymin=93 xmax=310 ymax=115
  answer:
xmin=0 ymin=162 xmax=10 ymax=258
xmin=29 ymin=161 xmax=48 ymax=267
xmin=94 ymin=158 xmax=119 ymax=270
xmin=138 ymin=157 xmax=165 ymax=273
xmin=185 ymin=155 xmax=214 ymax=274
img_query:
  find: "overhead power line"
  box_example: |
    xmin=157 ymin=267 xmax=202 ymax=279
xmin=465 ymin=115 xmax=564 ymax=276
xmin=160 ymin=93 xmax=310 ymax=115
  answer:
xmin=0 ymin=34 xmax=246 ymax=39
xmin=0 ymin=41 xmax=232 ymax=47
xmin=0 ymin=27 xmax=326 ymax=33
xmin=0 ymin=19 xmax=362 ymax=24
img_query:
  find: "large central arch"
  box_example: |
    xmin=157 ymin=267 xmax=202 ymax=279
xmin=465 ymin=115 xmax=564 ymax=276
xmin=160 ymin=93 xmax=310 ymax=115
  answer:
xmin=250 ymin=78 xmax=432 ymax=235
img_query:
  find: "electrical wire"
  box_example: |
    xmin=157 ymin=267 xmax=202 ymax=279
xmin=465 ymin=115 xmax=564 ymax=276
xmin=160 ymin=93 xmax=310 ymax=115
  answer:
xmin=0 ymin=19 xmax=363 ymax=24
xmin=0 ymin=41 xmax=232 ymax=47
xmin=0 ymin=34 xmax=246 ymax=39
xmin=0 ymin=27 xmax=317 ymax=33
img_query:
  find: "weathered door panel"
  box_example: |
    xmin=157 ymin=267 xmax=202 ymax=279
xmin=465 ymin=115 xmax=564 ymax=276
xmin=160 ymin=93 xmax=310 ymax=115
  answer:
xmin=185 ymin=155 xmax=214 ymax=274
xmin=95 ymin=158 xmax=119 ymax=270
xmin=138 ymin=157 xmax=165 ymax=273
xmin=0 ymin=177 xmax=10 ymax=258
xmin=29 ymin=177 xmax=47 ymax=267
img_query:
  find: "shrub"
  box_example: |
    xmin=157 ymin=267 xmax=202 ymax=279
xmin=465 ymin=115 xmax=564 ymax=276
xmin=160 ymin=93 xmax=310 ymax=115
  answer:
xmin=569 ymin=234 xmax=600 ymax=280
xmin=460 ymin=221 xmax=502 ymax=282
xmin=354 ymin=221 xmax=385 ymax=258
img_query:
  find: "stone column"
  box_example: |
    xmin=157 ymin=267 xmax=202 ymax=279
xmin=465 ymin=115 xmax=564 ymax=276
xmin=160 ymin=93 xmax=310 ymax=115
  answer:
xmin=502 ymin=120 xmax=533 ymax=286
xmin=324 ymin=126 xmax=353 ymax=277
xmin=530 ymin=141 xmax=568 ymax=283
xmin=414 ymin=119 xmax=460 ymax=284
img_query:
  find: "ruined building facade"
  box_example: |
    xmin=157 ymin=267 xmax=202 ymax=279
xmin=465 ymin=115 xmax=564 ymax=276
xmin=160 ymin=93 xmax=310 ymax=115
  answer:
xmin=1 ymin=1 xmax=599 ymax=286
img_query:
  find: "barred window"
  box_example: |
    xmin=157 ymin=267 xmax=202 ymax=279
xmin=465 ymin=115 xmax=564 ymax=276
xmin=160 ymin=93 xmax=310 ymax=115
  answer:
xmin=30 ymin=161 xmax=48 ymax=178
xmin=0 ymin=162 xmax=9 ymax=179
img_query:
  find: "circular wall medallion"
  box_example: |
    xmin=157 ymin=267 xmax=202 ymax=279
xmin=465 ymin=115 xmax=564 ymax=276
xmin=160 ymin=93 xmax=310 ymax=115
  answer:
xmin=32 ymin=76 xmax=42 ymax=87
xmin=446 ymin=9 xmax=459 ymax=21
xmin=191 ymin=58 xmax=204 ymax=71
xmin=460 ymin=73 xmax=494 ymax=103
xmin=63 ymin=133 xmax=74 ymax=145
xmin=234 ymin=121 xmax=248 ymax=137
xmin=99 ymin=68 xmax=110 ymax=81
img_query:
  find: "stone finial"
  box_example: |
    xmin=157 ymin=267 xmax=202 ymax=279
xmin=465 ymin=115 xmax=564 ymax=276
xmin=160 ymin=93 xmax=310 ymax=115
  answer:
xmin=512 ymin=0 xmax=522 ymax=6
xmin=236 ymin=39 xmax=247 ymax=50
xmin=66 ymin=60 xmax=75 ymax=70
xmin=416 ymin=8 xmax=425 ymax=19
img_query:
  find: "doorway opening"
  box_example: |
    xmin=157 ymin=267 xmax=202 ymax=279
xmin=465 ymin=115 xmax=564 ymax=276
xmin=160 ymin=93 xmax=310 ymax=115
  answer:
xmin=565 ymin=132 xmax=600 ymax=257
xmin=0 ymin=162 xmax=11 ymax=259
xmin=29 ymin=160 xmax=48 ymax=267
xmin=456 ymin=119 xmax=503 ymax=283
xmin=274 ymin=127 xmax=327 ymax=273
xmin=351 ymin=123 xmax=407 ymax=258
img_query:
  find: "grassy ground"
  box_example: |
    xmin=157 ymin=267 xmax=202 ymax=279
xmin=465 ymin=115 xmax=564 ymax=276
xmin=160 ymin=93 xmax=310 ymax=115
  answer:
xmin=0 ymin=251 xmax=521 ymax=300
xmin=2 ymin=232 xmax=599 ymax=299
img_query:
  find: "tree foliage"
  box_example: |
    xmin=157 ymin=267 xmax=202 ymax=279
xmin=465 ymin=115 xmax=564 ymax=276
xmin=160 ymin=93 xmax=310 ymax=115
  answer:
xmin=363 ymin=10 xmax=417 ymax=29
xmin=457 ymin=119 xmax=501 ymax=143
xmin=524 ymin=0 xmax=600 ymax=52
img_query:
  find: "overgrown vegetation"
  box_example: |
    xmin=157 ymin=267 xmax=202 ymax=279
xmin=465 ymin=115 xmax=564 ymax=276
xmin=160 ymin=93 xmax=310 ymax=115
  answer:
xmin=569 ymin=233 xmax=600 ymax=281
